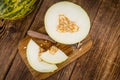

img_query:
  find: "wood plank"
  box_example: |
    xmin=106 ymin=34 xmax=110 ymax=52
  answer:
xmin=70 ymin=0 xmax=120 ymax=80
xmin=6 ymin=53 xmax=34 ymax=80
xmin=0 ymin=0 xmax=43 ymax=80
xmin=0 ymin=20 xmax=24 ymax=80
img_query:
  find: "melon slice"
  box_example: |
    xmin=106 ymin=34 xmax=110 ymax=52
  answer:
xmin=26 ymin=39 xmax=58 ymax=72
xmin=40 ymin=46 xmax=68 ymax=64
xmin=45 ymin=1 xmax=90 ymax=44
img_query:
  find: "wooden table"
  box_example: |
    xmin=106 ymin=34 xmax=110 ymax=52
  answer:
xmin=0 ymin=0 xmax=119 ymax=80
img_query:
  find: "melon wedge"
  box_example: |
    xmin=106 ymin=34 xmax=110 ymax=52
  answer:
xmin=45 ymin=1 xmax=90 ymax=44
xmin=26 ymin=39 xmax=58 ymax=72
xmin=40 ymin=46 xmax=68 ymax=64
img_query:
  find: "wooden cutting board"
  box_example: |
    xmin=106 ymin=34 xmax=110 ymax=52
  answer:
xmin=18 ymin=27 xmax=92 ymax=80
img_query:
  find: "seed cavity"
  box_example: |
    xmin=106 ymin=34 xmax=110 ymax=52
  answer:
xmin=49 ymin=46 xmax=58 ymax=55
xmin=57 ymin=14 xmax=79 ymax=33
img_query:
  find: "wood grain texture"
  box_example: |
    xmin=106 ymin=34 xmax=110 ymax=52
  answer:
xmin=0 ymin=0 xmax=119 ymax=80
xmin=70 ymin=0 xmax=120 ymax=80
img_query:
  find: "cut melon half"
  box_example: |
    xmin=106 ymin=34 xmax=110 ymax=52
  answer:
xmin=45 ymin=1 xmax=90 ymax=44
xmin=40 ymin=46 xmax=68 ymax=64
xmin=26 ymin=39 xmax=58 ymax=72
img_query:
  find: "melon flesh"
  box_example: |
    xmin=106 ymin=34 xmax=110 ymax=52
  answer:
xmin=26 ymin=39 xmax=58 ymax=72
xmin=45 ymin=1 xmax=90 ymax=44
xmin=40 ymin=47 xmax=68 ymax=64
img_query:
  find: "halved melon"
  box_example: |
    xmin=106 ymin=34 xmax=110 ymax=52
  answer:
xmin=45 ymin=1 xmax=90 ymax=44
xmin=26 ymin=39 xmax=58 ymax=72
xmin=40 ymin=46 xmax=68 ymax=64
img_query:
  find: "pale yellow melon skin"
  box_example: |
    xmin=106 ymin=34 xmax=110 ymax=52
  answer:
xmin=45 ymin=1 xmax=90 ymax=44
